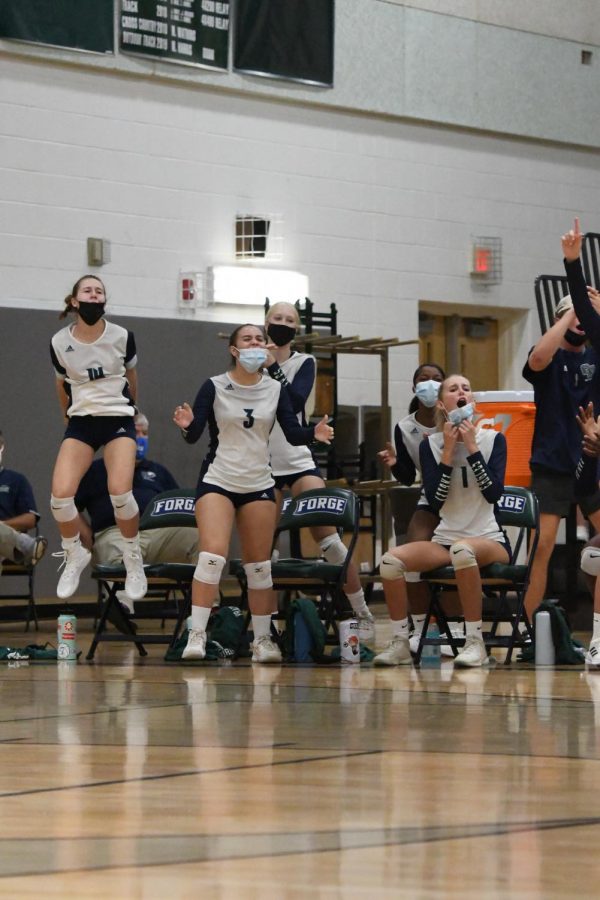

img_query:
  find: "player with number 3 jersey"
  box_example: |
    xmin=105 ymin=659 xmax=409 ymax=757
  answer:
xmin=173 ymin=323 xmax=334 ymax=663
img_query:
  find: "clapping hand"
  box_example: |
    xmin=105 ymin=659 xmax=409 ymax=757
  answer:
xmin=588 ymin=286 xmax=600 ymax=315
xmin=576 ymin=403 xmax=600 ymax=458
xmin=173 ymin=402 xmax=194 ymax=429
xmin=314 ymin=414 xmax=334 ymax=445
xmin=378 ymin=441 xmax=397 ymax=469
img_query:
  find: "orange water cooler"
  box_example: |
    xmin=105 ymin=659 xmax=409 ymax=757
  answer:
xmin=473 ymin=391 xmax=535 ymax=488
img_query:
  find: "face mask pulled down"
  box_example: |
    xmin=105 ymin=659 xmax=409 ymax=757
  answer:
xmin=237 ymin=348 xmax=268 ymax=374
xmin=447 ymin=402 xmax=475 ymax=426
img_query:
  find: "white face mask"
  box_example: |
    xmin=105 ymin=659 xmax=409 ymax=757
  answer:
xmin=414 ymin=379 xmax=441 ymax=408
xmin=447 ymin=402 xmax=475 ymax=426
xmin=237 ymin=347 xmax=268 ymax=373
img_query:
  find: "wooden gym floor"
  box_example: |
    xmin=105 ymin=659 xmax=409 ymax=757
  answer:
xmin=0 ymin=606 xmax=598 ymax=898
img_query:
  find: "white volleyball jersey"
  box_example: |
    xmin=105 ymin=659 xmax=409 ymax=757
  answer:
xmin=50 ymin=321 xmax=137 ymax=418
xmin=393 ymin=412 xmax=438 ymax=506
xmin=397 ymin=413 xmax=437 ymax=470
xmin=269 ymin=352 xmax=317 ymax=476
xmin=186 ymin=372 xmax=315 ymax=493
xmin=425 ymin=429 xmax=505 ymax=545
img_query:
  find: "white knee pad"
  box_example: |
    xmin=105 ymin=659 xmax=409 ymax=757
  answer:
xmin=110 ymin=491 xmax=139 ymax=521
xmin=379 ymin=552 xmax=407 ymax=581
xmin=450 ymin=541 xmax=478 ymax=571
xmin=319 ymin=534 xmax=348 ymax=565
xmin=405 ymin=571 xmax=422 ymax=584
xmin=193 ymin=551 xmax=226 ymax=585
xmin=243 ymin=560 xmax=273 ymax=590
xmin=581 ymin=546 xmax=600 ymax=577
xmin=50 ymin=495 xmax=77 ymax=523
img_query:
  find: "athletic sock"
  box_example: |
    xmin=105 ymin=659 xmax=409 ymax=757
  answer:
xmin=346 ymin=588 xmax=368 ymax=616
xmin=391 ymin=617 xmax=409 ymax=638
xmin=252 ymin=614 xmax=272 ymax=640
xmin=191 ymin=605 xmax=211 ymax=632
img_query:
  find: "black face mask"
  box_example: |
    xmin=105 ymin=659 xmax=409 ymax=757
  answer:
xmin=565 ymin=329 xmax=587 ymax=347
xmin=77 ymin=302 xmax=106 ymax=326
xmin=267 ymin=323 xmax=297 ymax=347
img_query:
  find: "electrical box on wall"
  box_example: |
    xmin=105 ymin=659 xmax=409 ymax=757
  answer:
xmin=178 ymin=271 xmax=204 ymax=311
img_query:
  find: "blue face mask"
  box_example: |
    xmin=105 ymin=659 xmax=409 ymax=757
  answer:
xmin=238 ymin=347 xmax=268 ymax=373
xmin=414 ymin=379 xmax=441 ymax=408
xmin=135 ymin=435 xmax=148 ymax=461
xmin=448 ymin=403 xmax=475 ymax=426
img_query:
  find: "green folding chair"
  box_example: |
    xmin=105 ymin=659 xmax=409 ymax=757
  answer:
xmin=415 ymin=485 xmax=540 ymax=665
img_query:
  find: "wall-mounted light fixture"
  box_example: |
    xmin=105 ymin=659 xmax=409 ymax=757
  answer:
xmin=206 ymin=265 xmax=309 ymax=306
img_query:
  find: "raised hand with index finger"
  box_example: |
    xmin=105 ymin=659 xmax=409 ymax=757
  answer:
xmin=561 ymin=216 xmax=583 ymax=262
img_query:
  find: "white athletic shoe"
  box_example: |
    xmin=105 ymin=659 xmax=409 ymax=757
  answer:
xmin=441 ymin=622 xmax=465 ymax=657
xmin=454 ymin=635 xmax=488 ymax=668
xmin=585 ymin=637 xmax=600 ymax=668
xmin=182 ymin=628 xmax=207 ymax=661
xmin=123 ymin=546 xmax=147 ymax=601
xmin=357 ymin=610 xmax=376 ymax=643
xmin=374 ymin=635 xmax=412 ymax=666
xmin=54 ymin=543 xmax=91 ymax=599
xmin=116 ymin=589 xmax=135 ymax=616
xmin=409 ymin=630 xmax=423 ymax=655
xmin=252 ymin=635 xmax=282 ymax=664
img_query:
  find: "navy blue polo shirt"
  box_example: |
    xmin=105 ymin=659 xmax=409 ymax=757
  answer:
xmin=523 ymin=346 xmax=600 ymax=475
xmin=0 ymin=468 xmax=40 ymax=522
xmin=75 ymin=459 xmax=179 ymax=533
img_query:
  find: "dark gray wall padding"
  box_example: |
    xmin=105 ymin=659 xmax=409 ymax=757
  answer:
xmin=0 ymin=307 xmax=235 ymax=598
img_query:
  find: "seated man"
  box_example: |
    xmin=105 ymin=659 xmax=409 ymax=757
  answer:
xmin=0 ymin=430 xmax=47 ymax=569
xmin=75 ymin=414 xmax=198 ymax=608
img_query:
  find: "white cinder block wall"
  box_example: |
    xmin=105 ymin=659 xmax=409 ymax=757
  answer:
xmin=1 ymin=0 xmax=600 ymax=429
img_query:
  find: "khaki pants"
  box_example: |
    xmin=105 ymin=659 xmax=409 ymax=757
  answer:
xmin=92 ymin=525 xmax=198 ymax=567
xmin=0 ymin=522 xmax=19 ymax=562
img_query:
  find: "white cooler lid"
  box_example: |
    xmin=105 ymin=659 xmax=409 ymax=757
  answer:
xmin=473 ymin=390 xmax=534 ymax=402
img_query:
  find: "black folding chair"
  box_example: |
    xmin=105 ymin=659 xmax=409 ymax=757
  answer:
xmin=534 ymin=274 xmax=569 ymax=335
xmin=0 ymin=526 xmax=43 ymax=631
xmin=233 ymin=486 xmax=360 ymax=638
xmin=87 ymin=489 xmax=198 ymax=659
xmin=582 ymin=232 xmax=600 ymax=289
xmin=415 ymin=486 xmax=540 ymax=665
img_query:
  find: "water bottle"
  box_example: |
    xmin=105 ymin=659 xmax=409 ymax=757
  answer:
xmin=339 ymin=618 xmax=360 ymax=664
xmin=535 ymin=611 xmax=555 ymax=666
xmin=57 ymin=613 xmax=78 ymax=660
xmin=420 ymin=624 xmax=441 ymax=666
